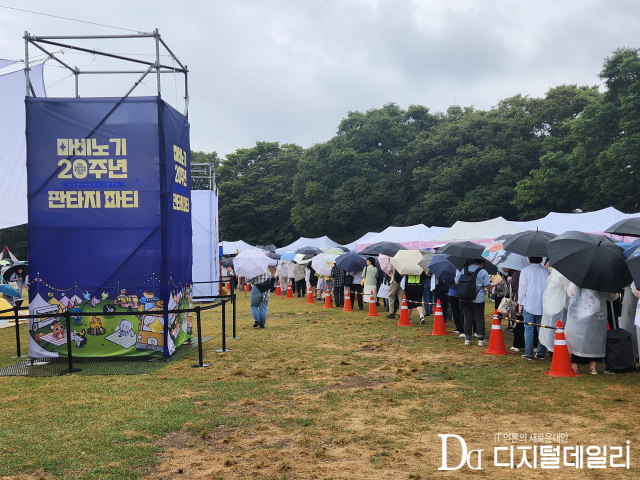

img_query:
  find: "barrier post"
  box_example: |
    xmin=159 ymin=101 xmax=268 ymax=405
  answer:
xmin=11 ymin=299 xmax=24 ymax=358
xmin=192 ymin=305 xmax=211 ymax=368
xmin=215 ymin=299 xmax=231 ymax=353
xmin=60 ymin=310 xmax=81 ymax=375
xmin=228 ymin=292 xmax=240 ymax=339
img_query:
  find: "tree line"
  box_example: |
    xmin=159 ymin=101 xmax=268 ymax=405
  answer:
xmin=200 ymin=48 xmax=640 ymax=247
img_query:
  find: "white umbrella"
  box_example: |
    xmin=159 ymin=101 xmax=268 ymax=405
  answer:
xmin=311 ymin=253 xmax=339 ymax=276
xmin=493 ymin=251 xmax=530 ymax=271
xmin=390 ymin=250 xmax=424 ymax=275
xmin=233 ymin=249 xmax=276 ymax=279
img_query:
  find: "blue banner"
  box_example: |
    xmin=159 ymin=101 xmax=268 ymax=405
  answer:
xmin=26 ymin=97 xmax=192 ymax=358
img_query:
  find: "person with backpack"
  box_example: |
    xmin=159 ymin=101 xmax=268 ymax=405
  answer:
xmin=405 ymin=271 xmax=428 ymax=324
xmin=455 ymin=259 xmax=502 ymax=346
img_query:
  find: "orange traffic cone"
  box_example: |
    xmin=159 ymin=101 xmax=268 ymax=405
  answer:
xmin=343 ymin=287 xmax=353 ymax=312
xmin=430 ymin=299 xmax=450 ymax=335
xmin=226 ymin=281 xmax=231 ymax=291
xmin=306 ymin=287 xmax=314 ymax=304
xmin=275 ymin=280 xmax=282 ymax=296
xmin=396 ymin=296 xmax=412 ymax=326
xmin=483 ymin=309 xmax=509 ymax=355
xmin=543 ymin=320 xmax=577 ymax=377
xmin=286 ymin=281 xmax=294 ymax=298
xmin=367 ymin=290 xmax=379 ymax=317
xmin=323 ymin=287 xmax=333 ymax=308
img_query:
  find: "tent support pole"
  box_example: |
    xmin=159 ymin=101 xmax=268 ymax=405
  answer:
xmin=24 ymin=31 xmax=30 ymax=96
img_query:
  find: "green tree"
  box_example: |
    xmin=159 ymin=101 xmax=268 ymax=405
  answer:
xmin=291 ymin=103 xmax=440 ymax=242
xmin=217 ymin=142 xmax=302 ymax=247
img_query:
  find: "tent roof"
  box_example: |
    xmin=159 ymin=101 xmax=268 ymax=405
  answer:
xmin=221 ymin=240 xmax=254 ymax=256
xmin=432 ymin=217 xmax=524 ymax=243
xmin=355 ymin=224 xmax=449 ymax=251
xmin=511 ymin=207 xmax=640 ymax=236
xmin=276 ymin=236 xmax=338 ymax=254
xmin=341 ymin=231 xmax=379 ymax=251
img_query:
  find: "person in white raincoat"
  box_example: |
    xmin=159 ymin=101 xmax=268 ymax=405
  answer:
xmin=566 ymin=288 xmax=619 ymax=375
xmin=539 ymin=269 xmax=576 ymax=353
xmin=619 ymin=282 xmax=639 ymax=359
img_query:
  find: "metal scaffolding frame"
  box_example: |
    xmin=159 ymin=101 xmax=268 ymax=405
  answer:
xmin=23 ymin=28 xmax=189 ymax=117
xmin=191 ymin=162 xmax=217 ymax=192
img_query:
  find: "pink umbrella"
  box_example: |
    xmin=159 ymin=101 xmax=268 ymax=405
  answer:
xmin=379 ymin=254 xmax=392 ymax=275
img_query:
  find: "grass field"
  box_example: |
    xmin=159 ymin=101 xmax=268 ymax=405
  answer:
xmin=1 ymin=292 xmax=639 ymax=479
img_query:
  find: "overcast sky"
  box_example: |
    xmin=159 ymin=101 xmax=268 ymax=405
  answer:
xmin=2 ymin=0 xmax=640 ymax=157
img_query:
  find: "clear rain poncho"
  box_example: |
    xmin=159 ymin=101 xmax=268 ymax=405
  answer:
xmin=539 ymin=270 xmax=576 ymax=352
xmin=619 ymin=283 xmax=639 ymax=358
xmin=565 ymin=288 xmax=618 ymax=358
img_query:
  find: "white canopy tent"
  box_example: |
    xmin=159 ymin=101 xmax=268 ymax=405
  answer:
xmin=221 ymin=240 xmax=254 ymax=256
xmin=355 ymin=224 xmax=449 ymax=251
xmin=342 ymin=231 xmax=379 ymax=251
xmin=0 ymin=62 xmax=46 ymax=229
xmin=276 ymin=236 xmax=338 ymax=254
xmin=429 ymin=217 xmax=525 ymax=246
xmin=512 ymin=207 xmax=640 ymax=236
xmin=191 ymin=191 xmax=220 ymax=299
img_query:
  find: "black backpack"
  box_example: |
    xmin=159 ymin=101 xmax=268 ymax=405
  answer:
xmin=457 ymin=267 xmax=482 ymax=302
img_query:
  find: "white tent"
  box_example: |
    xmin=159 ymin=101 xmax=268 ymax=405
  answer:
xmin=276 ymin=236 xmax=338 ymax=254
xmin=191 ymin=191 xmax=220 ymax=299
xmin=0 ymin=63 xmax=46 ymax=229
xmin=355 ymin=224 xmax=449 ymax=251
xmin=342 ymin=231 xmax=379 ymax=251
xmin=221 ymin=240 xmax=254 ymax=255
xmin=430 ymin=217 xmax=525 ymax=245
xmin=511 ymin=207 xmax=640 ymax=236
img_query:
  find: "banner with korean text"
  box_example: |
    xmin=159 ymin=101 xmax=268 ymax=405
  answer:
xmin=26 ymin=97 xmax=192 ymax=359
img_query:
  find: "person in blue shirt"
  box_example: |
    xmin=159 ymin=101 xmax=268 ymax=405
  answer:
xmin=455 ymin=259 xmax=501 ymax=346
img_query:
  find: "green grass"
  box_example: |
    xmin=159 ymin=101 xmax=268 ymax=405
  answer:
xmin=0 ymin=294 xmax=639 ymax=479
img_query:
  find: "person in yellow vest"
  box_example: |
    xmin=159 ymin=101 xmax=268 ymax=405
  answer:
xmin=405 ymin=272 xmax=428 ymax=323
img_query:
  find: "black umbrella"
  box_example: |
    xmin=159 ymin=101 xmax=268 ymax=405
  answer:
xmin=265 ymin=252 xmax=281 ymax=260
xmin=335 ymin=246 xmax=350 ymax=252
xmin=438 ymin=241 xmax=484 ymax=259
xmin=221 ymin=258 xmax=234 ymax=268
xmin=446 ymin=255 xmax=498 ymax=275
xmin=335 ymin=252 xmax=368 ymax=272
xmin=606 ymin=218 xmax=640 ymax=237
xmin=547 ymin=231 xmax=632 ymax=293
xmin=2 ymin=262 xmax=27 ymax=283
xmin=502 ymin=230 xmax=557 ymax=257
xmin=359 ymin=241 xmax=407 ymax=257
xmin=626 ymin=246 xmax=640 ymax=287
xmin=428 ymin=255 xmax=457 ymax=283
xmin=295 ymin=246 xmax=323 ymax=255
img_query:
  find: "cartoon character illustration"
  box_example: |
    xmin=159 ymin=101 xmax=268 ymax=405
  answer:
xmin=71 ymin=307 xmax=83 ymax=326
xmin=90 ymin=296 xmax=100 ymax=308
xmin=88 ymin=316 xmax=106 ymax=336
xmin=51 ymin=322 xmax=66 ymax=340
xmin=72 ymin=329 xmax=87 ymax=347
xmin=101 ymin=291 xmax=109 ymax=301
xmin=115 ymin=319 xmax=135 ymax=337
xmin=115 ymin=291 xmax=140 ymax=309
xmin=103 ymin=304 xmax=116 ymax=314
xmin=83 ymin=291 xmax=91 ymax=301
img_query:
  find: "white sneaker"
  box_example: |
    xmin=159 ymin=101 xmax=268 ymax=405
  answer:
xmin=464 ymin=340 xmax=472 ymax=346
xmin=473 ymin=333 xmax=478 ymax=338
xmin=478 ymin=340 xmax=487 ymax=347
xmin=510 ymin=347 xmax=520 ymax=352
xmin=459 ymin=333 xmax=465 ymax=337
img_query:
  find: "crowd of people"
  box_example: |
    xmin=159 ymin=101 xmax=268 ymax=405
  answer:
xmin=228 ymin=251 xmax=640 ymax=376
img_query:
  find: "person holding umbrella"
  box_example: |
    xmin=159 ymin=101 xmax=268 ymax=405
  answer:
xmin=362 ymin=257 xmax=379 ymax=306
xmin=517 ymin=257 xmax=549 ymax=360
xmin=9 ymin=266 xmax=25 ymax=295
xmin=455 ymin=258 xmax=502 ymax=346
